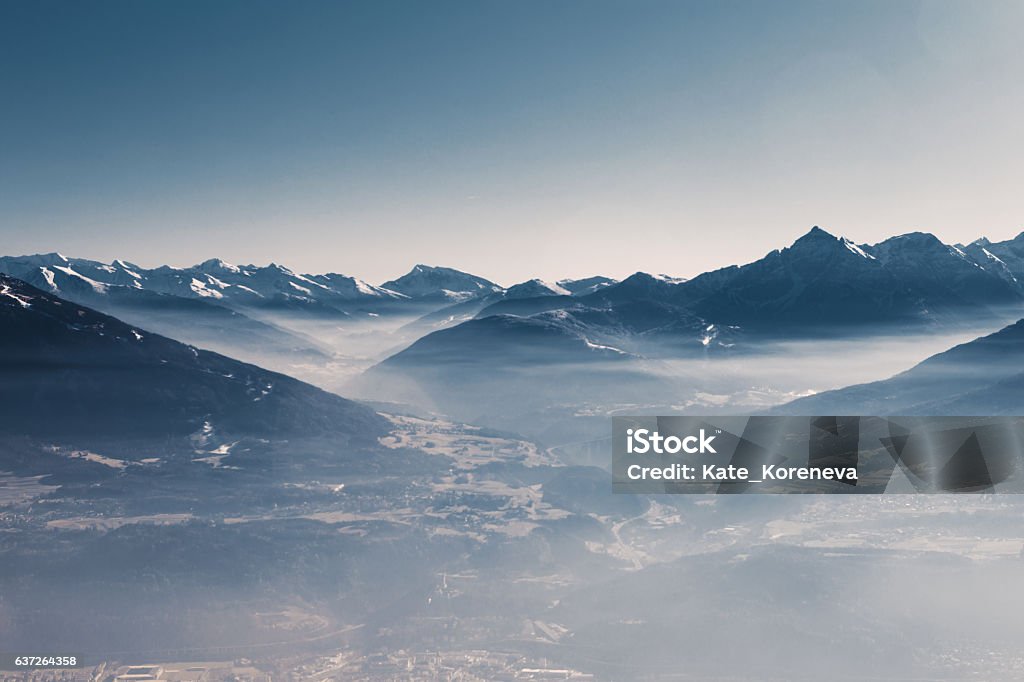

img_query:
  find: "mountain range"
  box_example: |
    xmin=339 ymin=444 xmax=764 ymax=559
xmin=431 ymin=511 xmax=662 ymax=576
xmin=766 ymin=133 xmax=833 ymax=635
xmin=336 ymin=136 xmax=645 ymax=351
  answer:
xmin=6 ymin=226 xmax=1024 ymax=420
xmin=4 ymin=226 xmax=1022 ymax=326
xmin=343 ymin=226 xmax=1024 ymax=437
xmin=483 ymin=227 xmax=1024 ymax=334
xmin=0 ymin=253 xmax=408 ymax=315
xmin=0 ymin=253 xmax=618 ymax=333
xmin=373 ymin=227 xmax=1024 ymax=376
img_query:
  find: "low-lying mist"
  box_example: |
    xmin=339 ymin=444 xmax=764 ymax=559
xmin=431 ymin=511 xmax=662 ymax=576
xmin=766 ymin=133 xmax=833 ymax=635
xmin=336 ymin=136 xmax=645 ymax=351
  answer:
xmin=338 ymin=322 xmax=1017 ymax=450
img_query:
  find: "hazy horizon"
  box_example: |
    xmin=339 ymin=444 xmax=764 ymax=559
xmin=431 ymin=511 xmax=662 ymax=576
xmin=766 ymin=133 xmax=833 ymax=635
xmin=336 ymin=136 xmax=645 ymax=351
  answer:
xmin=3 ymin=0 xmax=1023 ymax=283
xmin=5 ymin=221 xmax=1024 ymax=288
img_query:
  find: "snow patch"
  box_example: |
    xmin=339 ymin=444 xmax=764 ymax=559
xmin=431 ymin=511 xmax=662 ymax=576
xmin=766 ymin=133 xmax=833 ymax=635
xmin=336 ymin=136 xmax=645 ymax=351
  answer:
xmin=52 ymin=265 xmax=109 ymax=292
xmin=39 ymin=267 xmax=57 ymax=290
xmin=539 ymin=280 xmax=572 ymax=296
xmin=193 ymin=441 xmax=240 ymax=468
xmin=982 ymin=248 xmax=1006 ymax=265
xmin=842 ymin=239 xmax=876 ymax=260
xmin=113 ymin=260 xmax=143 ymax=279
xmin=232 ymin=284 xmax=262 ymax=296
xmin=0 ymin=284 xmax=32 ymax=308
xmin=208 ymin=259 xmax=240 ymax=273
xmin=205 ymin=275 xmax=230 ymax=289
xmin=190 ymin=420 xmax=214 ymax=448
xmin=44 ymin=445 xmax=129 ymax=469
xmin=355 ymin=279 xmax=381 ymax=296
xmin=291 ymin=271 xmax=331 ymax=289
xmin=190 ymin=278 xmax=224 ymax=298
xmin=441 ymin=289 xmax=475 ymax=301
xmin=584 ymin=339 xmax=628 ymax=355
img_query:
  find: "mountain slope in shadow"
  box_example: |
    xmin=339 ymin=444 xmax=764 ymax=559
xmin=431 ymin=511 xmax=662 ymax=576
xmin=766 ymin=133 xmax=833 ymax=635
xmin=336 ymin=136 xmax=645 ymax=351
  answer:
xmin=771 ymin=318 xmax=1024 ymax=415
xmin=0 ymin=274 xmax=386 ymax=443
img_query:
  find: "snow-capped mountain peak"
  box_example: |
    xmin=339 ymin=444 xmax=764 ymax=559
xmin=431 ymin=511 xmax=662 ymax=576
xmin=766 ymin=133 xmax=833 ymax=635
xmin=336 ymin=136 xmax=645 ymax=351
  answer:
xmin=381 ymin=265 xmax=502 ymax=301
xmin=195 ymin=258 xmax=242 ymax=274
xmin=504 ymin=279 xmax=572 ymax=299
xmin=556 ymin=276 xmax=618 ymax=296
xmin=0 ymin=254 xmax=422 ymax=313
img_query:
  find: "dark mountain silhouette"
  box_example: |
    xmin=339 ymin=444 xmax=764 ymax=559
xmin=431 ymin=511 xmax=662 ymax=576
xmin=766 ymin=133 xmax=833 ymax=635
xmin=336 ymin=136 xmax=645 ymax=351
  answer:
xmin=772 ymin=318 xmax=1024 ymax=415
xmin=0 ymin=275 xmax=386 ymax=442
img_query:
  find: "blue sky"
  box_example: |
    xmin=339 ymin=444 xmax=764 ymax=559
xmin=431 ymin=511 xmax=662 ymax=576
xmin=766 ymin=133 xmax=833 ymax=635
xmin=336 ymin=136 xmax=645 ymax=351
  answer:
xmin=1 ymin=0 xmax=1022 ymax=284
